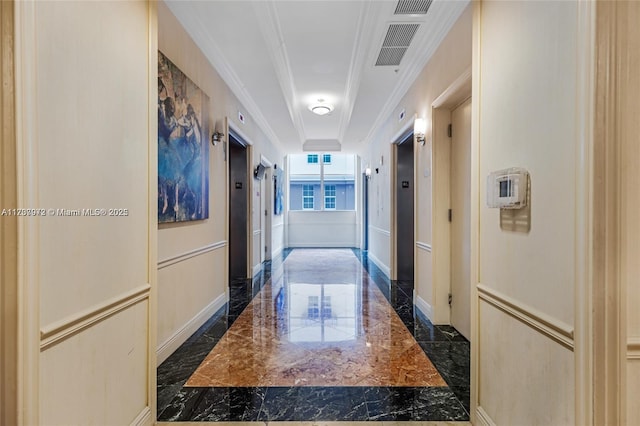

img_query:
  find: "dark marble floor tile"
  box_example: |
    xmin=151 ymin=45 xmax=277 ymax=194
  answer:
xmin=294 ymin=387 xmax=368 ymax=421
xmin=257 ymin=387 xmax=299 ymax=421
xmin=190 ymin=387 xmax=266 ymax=421
xmin=364 ymin=387 xmax=468 ymax=421
xmin=157 ymin=383 xmax=184 ymax=415
xmin=450 ymin=385 xmax=471 ymax=415
xmin=436 ymin=325 xmax=470 ymax=342
xmin=419 ymin=342 xmax=470 ymax=387
xmin=158 ymin=387 xmax=207 ymax=421
xmin=394 ymin=280 xmax=415 ymax=298
xmin=202 ymin=315 xmax=230 ymax=340
xmin=157 ymin=332 xmax=221 ymax=413
xmin=412 ymin=315 xmax=449 ymax=342
xmin=157 ymin=336 xmax=218 ymax=384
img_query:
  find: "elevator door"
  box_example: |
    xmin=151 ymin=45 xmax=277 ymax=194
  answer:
xmin=229 ymin=134 xmax=248 ymax=280
xmin=396 ymin=133 xmax=414 ymax=281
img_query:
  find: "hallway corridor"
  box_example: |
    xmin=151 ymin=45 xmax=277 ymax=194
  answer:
xmin=157 ymin=249 xmax=470 ymax=422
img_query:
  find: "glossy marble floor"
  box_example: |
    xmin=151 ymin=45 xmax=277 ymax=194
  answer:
xmin=157 ymin=249 xmax=470 ymax=422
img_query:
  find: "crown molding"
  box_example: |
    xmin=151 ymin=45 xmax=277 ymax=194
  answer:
xmin=253 ymin=1 xmax=307 ymax=145
xmin=336 ymin=0 xmax=378 ymax=145
xmin=165 ymin=2 xmax=285 ymax=154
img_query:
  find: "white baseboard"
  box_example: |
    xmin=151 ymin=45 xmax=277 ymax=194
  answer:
xmin=367 ymin=251 xmax=390 ymax=278
xmin=130 ymin=406 xmax=151 ymax=426
xmin=415 ymin=294 xmax=434 ymax=322
xmin=476 ymin=406 xmax=497 ymax=426
xmin=272 ymin=245 xmax=283 ymax=259
xmin=252 ymin=262 xmax=262 ymax=278
xmin=156 ymin=292 xmax=227 ymax=364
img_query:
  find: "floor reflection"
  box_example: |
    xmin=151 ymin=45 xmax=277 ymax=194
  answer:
xmin=185 ymin=249 xmax=445 ymax=387
xmin=288 ymin=283 xmax=358 ymax=343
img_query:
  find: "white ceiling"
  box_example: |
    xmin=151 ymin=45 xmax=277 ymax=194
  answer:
xmin=165 ymin=0 xmax=469 ymax=153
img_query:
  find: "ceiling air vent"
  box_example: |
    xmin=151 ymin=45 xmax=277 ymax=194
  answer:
xmin=375 ymin=23 xmax=419 ymax=66
xmin=394 ymin=0 xmax=434 ymax=15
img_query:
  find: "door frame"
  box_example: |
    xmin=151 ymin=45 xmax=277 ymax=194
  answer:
xmin=431 ymin=68 xmax=472 ymax=326
xmin=225 ymin=118 xmax=253 ymax=280
xmin=259 ymin=154 xmax=273 ymax=264
xmin=390 ymin=119 xmax=416 ymax=281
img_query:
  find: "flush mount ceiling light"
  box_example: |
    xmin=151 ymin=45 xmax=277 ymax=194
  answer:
xmin=309 ymin=99 xmax=334 ymax=116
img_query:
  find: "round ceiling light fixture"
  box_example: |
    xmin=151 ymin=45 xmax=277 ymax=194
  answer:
xmin=309 ymin=99 xmax=334 ymax=116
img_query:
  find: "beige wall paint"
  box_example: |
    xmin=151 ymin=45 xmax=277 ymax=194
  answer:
xmin=1 ymin=2 xmax=18 ymax=424
xmin=16 ymin=1 xmax=157 ymax=423
xmin=474 ymin=1 xmax=590 ymax=424
xmin=617 ymin=2 xmax=640 ymax=422
xmin=363 ymin=5 xmax=472 ymax=316
xmin=157 ymin=2 xmax=285 ymax=360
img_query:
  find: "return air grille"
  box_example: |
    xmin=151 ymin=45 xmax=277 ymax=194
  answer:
xmin=375 ymin=23 xmax=419 ymax=66
xmin=382 ymin=23 xmax=419 ymax=47
xmin=394 ymin=0 xmax=434 ymax=15
xmin=375 ymin=47 xmax=409 ymax=66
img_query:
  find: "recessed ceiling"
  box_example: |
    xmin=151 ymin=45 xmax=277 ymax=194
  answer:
xmin=164 ymin=0 xmax=469 ymax=153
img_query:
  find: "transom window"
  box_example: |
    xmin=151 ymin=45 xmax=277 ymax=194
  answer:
xmin=289 ymin=154 xmax=356 ymax=211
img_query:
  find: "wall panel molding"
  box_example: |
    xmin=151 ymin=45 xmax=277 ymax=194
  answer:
xmin=157 ymin=240 xmax=226 ymax=270
xmin=130 ymin=406 xmax=151 ymax=426
xmin=629 ymin=338 xmax=640 ymax=360
xmin=156 ymin=292 xmax=226 ymax=364
xmin=40 ymin=285 xmax=150 ymax=351
xmin=370 ymin=225 xmax=391 ymax=237
xmin=476 ymin=406 xmax=497 ymax=426
xmin=477 ymin=284 xmax=574 ymax=350
xmin=416 ymin=241 xmax=432 ymax=252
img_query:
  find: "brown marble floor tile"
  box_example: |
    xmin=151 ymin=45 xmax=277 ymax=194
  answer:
xmin=185 ymin=249 xmax=445 ymax=387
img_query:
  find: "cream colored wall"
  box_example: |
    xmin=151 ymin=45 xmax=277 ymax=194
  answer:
xmin=1 ymin=2 xmax=18 ymax=425
xmin=474 ymin=1 xmax=586 ymax=424
xmin=363 ymin=5 xmax=471 ymax=311
xmin=157 ymin=2 xmax=284 ymax=362
xmin=20 ymin=1 xmax=156 ymax=424
xmin=619 ymin=2 xmax=640 ymax=422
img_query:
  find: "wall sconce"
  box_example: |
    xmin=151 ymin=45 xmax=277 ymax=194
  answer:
xmin=365 ymin=167 xmax=372 ymax=179
xmin=414 ymin=118 xmax=427 ymax=146
xmin=211 ymin=131 xmax=224 ymax=146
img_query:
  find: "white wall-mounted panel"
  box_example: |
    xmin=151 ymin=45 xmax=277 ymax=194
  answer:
xmin=478 ymin=0 xmax=577 ymax=326
xmin=40 ymin=301 xmax=149 ymax=425
xmin=157 ymin=249 xmax=225 ymax=347
xmin=479 ymin=301 xmax=574 ymax=425
xmin=35 ymin=0 xmax=150 ymax=327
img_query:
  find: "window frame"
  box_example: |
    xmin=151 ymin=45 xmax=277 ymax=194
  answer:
xmin=307 ymin=154 xmax=319 ymax=164
xmin=324 ymin=184 xmax=336 ymax=210
xmin=302 ymin=184 xmax=314 ymax=210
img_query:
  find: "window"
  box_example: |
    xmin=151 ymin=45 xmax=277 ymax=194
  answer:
xmin=303 ymin=185 xmax=314 ymax=210
xmin=325 ymin=185 xmax=336 ymax=210
xmin=289 ymin=153 xmax=355 ymax=211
